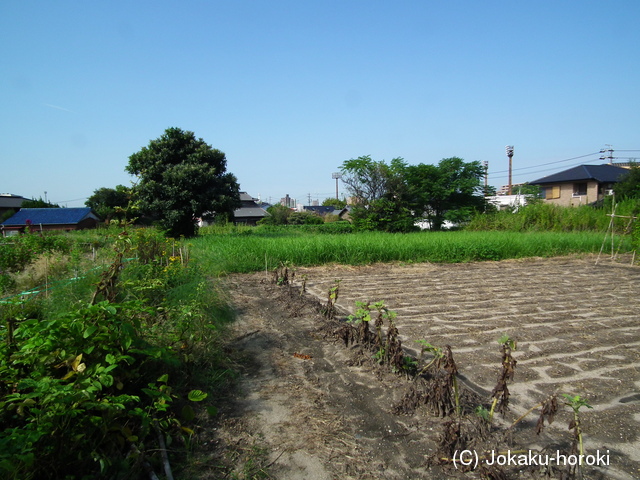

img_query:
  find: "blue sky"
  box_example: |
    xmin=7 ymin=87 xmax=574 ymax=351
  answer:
xmin=2 ymin=1 xmax=639 ymax=207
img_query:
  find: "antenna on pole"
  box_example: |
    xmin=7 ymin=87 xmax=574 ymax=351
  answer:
xmin=482 ymin=161 xmax=489 ymax=196
xmin=332 ymin=172 xmax=342 ymax=199
xmin=505 ymin=146 xmax=514 ymax=195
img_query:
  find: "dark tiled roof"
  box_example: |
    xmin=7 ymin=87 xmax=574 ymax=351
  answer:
xmin=234 ymin=207 xmax=268 ymax=218
xmin=302 ymin=206 xmax=335 ymax=215
xmin=0 ymin=194 xmax=30 ymax=209
xmin=239 ymin=192 xmax=256 ymax=202
xmin=1 ymin=208 xmax=98 ymax=226
xmin=530 ymin=164 xmax=629 ymax=185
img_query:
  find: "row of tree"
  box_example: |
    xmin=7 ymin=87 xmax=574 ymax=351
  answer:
xmin=87 ymin=137 xmax=487 ymax=235
xmin=83 ymin=127 xmax=640 ymax=237
xmin=339 ymin=155 xmax=487 ymax=232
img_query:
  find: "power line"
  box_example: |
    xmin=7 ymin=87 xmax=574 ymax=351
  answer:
xmin=488 ymin=152 xmax=600 ymax=176
xmin=489 ymin=160 xmax=590 ymax=181
xmin=57 ymin=197 xmax=89 ymax=203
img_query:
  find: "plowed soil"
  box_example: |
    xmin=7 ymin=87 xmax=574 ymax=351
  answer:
xmin=191 ymin=255 xmax=640 ymax=480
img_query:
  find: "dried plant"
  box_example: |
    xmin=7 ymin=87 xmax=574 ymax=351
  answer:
xmin=489 ymin=335 xmax=517 ymax=423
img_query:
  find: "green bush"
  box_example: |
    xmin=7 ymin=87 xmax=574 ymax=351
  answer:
xmin=467 ymin=199 xmax=639 ymax=233
xmin=0 ymin=228 xmax=231 ymax=479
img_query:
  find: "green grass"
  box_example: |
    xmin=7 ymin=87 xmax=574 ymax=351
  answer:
xmin=192 ymin=229 xmax=626 ymax=275
xmin=467 ymin=199 xmax=640 ymax=232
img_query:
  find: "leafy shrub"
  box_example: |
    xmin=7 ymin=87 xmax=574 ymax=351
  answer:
xmin=0 ymin=228 xmax=229 ymax=479
xmin=467 ymin=199 xmax=639 ymax=233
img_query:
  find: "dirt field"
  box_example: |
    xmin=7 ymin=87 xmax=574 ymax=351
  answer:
xmin=193 ymin=255 xmax=640 ymax=480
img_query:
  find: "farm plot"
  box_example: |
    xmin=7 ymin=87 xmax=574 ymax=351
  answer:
xmin=299 ymin=256 xmax=640 ymax=478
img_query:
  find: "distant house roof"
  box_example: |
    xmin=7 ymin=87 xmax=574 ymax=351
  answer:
xmin=1 ymin=208 xmax=99 ymax=226
xmin=233 ymin=192 xmax=269 ymax=223
xmin=0 ymin=193 xmax=31 ymax=210
xmin=234 ymin=207 xmax=269 ymax=219
xmin=302 ymin=206 xmax=337 ymax=216
xmin=530 ymin=164 xmax=629 ymax=185
xmin=239 ymin=192 xmax=256 ymax=202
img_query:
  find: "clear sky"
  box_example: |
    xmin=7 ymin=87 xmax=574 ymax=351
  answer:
xmin=2 ymin=1 xmax=639 ymax=207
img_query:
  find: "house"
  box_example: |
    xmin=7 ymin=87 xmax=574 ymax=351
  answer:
xmin=233 ymin=192 xmax=269 ymax=226
xmin=0 ymin=193 xmax=31 ymax=218
xmin=299 ymin=206 xmax=336 ymax=216
xmin=529 ymin=164 xmax=630 ymax=206
xmin=298 ymin=205 xmax=352 ymax=221
xmin=1 ymin=207 xmax=100 ymax=236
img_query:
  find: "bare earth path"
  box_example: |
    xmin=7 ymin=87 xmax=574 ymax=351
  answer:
xmin=195 ymin=256 xmax=640 ymax=480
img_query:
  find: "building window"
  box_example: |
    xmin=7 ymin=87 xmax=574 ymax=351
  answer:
xmin=544 ymin=186 xmax=560 ymax=199
xmin=573 ymin=183 xmax=587 ymax=196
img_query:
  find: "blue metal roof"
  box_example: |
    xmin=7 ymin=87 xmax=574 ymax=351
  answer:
xmin=1 ymin=208 xmax=98 ymax=226
xmin=530 ymin=164 xmax=629 ymax=185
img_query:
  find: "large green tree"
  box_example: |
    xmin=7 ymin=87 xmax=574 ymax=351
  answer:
xmin=258 ymin=204 xmax=293 ymax=225
xmin=340 ymin=156 xmax=415 ymax=232
xmin=321 ymin=197 xmax=347 ymax=209
xmin=614 ymin=163 xmax=640 ymax=199
xmin=85 ymin=185 xmax=132 ymax=223
xmin=126 ymin=127 xmax=240 ymax=237
xmin=406 ymin=157 xmax=486 ymax=230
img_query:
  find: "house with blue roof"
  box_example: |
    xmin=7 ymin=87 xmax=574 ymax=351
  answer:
xmin=1 ymin=208 xmax=100 ymax=236
xmin=529 ymin=164 xmax=630 ymax=206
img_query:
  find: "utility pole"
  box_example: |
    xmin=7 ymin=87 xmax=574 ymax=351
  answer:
xmin=332 ymin=172 xmax=342 ymax=199
xmin=505 ymin=146 xmax=514 ymax=195
xmin=307 ymin=193 xmax=312 ymax=205
xmin=600 ymin=145 xmax=614 ymax=164
xmin=482 ymin=161 xmax=489 ymax=196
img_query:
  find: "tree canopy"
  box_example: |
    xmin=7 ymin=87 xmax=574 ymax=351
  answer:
xmin=22 ymin=197 xmax=60 ymax=209
xmin=339 ymin=155 xmax=486 ymax=231
xmin=321 ymin=197 xmax=347 ymax=209
xmin=85 ymin=185 xmax=132 ymax=223
xmin=614 ymin=163 xmax=640 ymax=200
xmin=340 ymin=156 xmax=413 ymax=232
xmin=126 ymin=127 xmax=240 ymax=237
xmin=406 ymin=157 xmax=486 ymax=230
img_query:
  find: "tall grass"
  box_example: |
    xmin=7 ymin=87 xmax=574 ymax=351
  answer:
xmin=192 ymin=230 xmax=622 ymax=275
xmin=467 ymin=199 xmax=640 ymax=232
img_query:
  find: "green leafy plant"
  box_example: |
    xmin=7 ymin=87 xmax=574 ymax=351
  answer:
xmin=323 ymin=279 xmax=341 ymax=319
xmin=0 ymin=227 xmax=225 ymax=479
xmin=563 ymin=394 xmax=593 ymax=460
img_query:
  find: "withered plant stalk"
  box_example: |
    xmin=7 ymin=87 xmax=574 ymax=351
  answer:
xmin=489 ymin=335 xmax=517 ymax=424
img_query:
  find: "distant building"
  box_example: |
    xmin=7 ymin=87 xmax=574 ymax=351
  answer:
xmin=496 ymin=184 xmax=525 ymax=196
xmin=233 ymin=192 xmax=270 ymax=226
xmin=1 ymin=207 xmax=100 ymax=236
xmin=299 ymin=206 xmax=335 ymax=216
xmin=280 ymin=194 xmax=296 ymax=208
xmin=485 ymin=194 xmax=528 ymax=211
xmin=0 ymin=193 xmax=31 ymax=218
xmin=529 ymin=164 xmax=629 ymax=206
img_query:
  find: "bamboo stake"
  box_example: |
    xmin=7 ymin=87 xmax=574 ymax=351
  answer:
xmin=153 ymin=420 xmax=174 ymax=480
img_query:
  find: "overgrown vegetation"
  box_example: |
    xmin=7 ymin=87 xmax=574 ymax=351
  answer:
xmin=193 ymin=227 xmax=624 ymax=275
xmin=339 ymin=155 xmax=486 ymax=232
xmin=0 ymin=227 xmax=233 ymax=479
xmin=467 ymin=198 xmax=640 ymax=233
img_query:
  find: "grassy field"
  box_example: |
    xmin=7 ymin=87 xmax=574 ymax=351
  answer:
xmin=192 ymin=228 xmax=627 ymax=275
